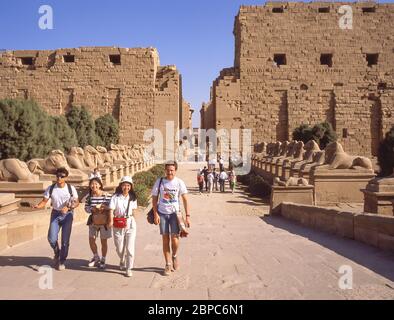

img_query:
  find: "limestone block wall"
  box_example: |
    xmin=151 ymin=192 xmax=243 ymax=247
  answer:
xmin=209 ymin=2 xmax=394 ymax=157
xmin=154 ymin=65 xmax=181 ymax=155
xmin=213 ymin=67 xmax=242 ymax=132
xmin=0 ymin=47 xmax=182 ymax=148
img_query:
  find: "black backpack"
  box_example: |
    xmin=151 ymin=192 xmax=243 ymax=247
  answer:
xmin=49 ymin=183 xmax=73 ymax=199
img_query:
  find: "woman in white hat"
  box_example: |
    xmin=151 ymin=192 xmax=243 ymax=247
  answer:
xmin=108 ymin=176 xmax=138 ymax=277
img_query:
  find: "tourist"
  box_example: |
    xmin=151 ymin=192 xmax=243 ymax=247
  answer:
xmin=89 ymin=167 xmax=102 ymax=181
xmin=202 ymin=166 xmax=209 ymax=191
xmin=213 ymin=168 xmax=219 ymax=191
xmin=108 ymin=176 xmax=138 ymax=277
xmin=219 ymin=156 xmax=225 ymax=172
xmin=207 ymin=170 xmax=214 ymax=194
xmin=229 ymin=169 xmax=236 ymax=194
xmin=219 ymin=169 xmax=228 ymax=192
xmin=197 ymin=169 xmax=204 ymax=194
xmin=151 ymin=161 xmax=190 ymax=276
xmin=84 ymin=177 xmax=112 ymax=269
xmin=33 ymin=167 xmax=79 ymax=271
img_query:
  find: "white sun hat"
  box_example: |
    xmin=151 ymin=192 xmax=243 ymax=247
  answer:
xmin=120 ymin=176 xmax=133 ymax=185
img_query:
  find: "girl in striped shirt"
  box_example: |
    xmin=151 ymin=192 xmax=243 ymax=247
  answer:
xmin=84 ymin=177 xmax=112 ymax=269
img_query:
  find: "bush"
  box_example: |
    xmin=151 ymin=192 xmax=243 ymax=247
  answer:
xmin=248 ymin=174 xmax=271 ymax=197
xmin=133 ymin=184 xmax=150 ymax=207
xmin=378 ymin=125 xmax=394 ymax=177
xmin=132 ymin=165 xmax=166 ymax=207
xmin=50 ymin=115 xmax=78 ymax=153
xmin=0 ymin=99 xmax=58 ymax=161
xmin=133 ymin=171 xmax=156 ymax=189
xmin=292 ymin=123 xmax=313 ymax=144
xmin=237 ymin=172 xmax=253 ymax=185
xmin=66 ymin=106 xmax=97 ymax=147
xmin=149 ymin=164 xmax=165 ymax=177
xmin=95 ymin=114 xmax=119 ymax=149
xmin=292 ymin=121 xmax=337 ymax=150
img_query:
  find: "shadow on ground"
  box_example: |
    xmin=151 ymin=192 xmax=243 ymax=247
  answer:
xmin=261 ymin=215 xmax=394 ymax=283
xmin=0 ymin=256 xmax=163 ymax=275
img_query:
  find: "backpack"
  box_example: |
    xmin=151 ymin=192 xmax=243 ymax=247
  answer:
xmin=49 ymin=183 xmax=73 ymax=199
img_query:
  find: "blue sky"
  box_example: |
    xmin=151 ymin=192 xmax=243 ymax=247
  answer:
xmin=0 ymin=1 xmax=392 ymax=127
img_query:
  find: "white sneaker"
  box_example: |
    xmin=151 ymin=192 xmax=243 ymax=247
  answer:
xmin=126 ymin=270 xmax=133 ymax=277
xmin=88 ymin=256 xmax=100 ymax=267
xmin=119 ymin=261 xmax=126 ymax=271
xmin=57 ymin=263 xmax=66 ymax=271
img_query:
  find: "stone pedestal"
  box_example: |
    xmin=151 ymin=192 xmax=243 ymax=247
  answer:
xmin=311 ymin=168 xmax=375 ymax=205
xmin=362 ymin=176 xmax=394 ymax=216
xmin=0 ymin=193 xmax=20 ymax=216
xmin=0 ymin=181 xmax=51 ymax=207
xmin=270 ymin=185 xmax=314 ymax=214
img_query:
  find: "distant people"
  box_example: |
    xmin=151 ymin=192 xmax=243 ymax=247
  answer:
xmin=84 ymin=177 xmax=112 ymax=269
xmin=207 ymin=170 xmax=214 ymax=194
xmin=89 ymin=167 xmax=102 ymax=181
xmin=229 ymin=169 xmax=236 ymax=194
xmin=219 ymin=156 xmax=225 ymax=172
xmin=213 ymin=168 xmax=219 ymax=191
xmin=33 ymin=167 xmax=79 ymax=271
xmin=151 ymin=161 xmax=190 ymax=276
xmin=219 ymin=170 xmax=228 ymax=192
xmin=109 ymin=176 xmax=138 ymax=277
xmin=197 ymin=169 xmax=204 ymax=194
xmin=202 ymin=166 xmax=209 ymax=192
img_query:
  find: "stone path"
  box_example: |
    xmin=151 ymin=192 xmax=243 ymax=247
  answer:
xmin=0 ymin=163 xmax=393 ymax=299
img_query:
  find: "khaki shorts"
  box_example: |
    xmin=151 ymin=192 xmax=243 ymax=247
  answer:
xmin=89 ymin=224 xmax=112 ymax=240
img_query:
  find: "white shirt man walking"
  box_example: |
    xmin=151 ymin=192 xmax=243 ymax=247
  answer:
xmin=151 ymin=161 xmax=190 ymax=276
xmin=34 ymin=167 xmax=79 ymax=271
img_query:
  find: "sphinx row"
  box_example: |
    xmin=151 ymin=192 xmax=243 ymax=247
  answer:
xmin=0 ymin=144 xmax=154 ymax=207
xmin=251 ymin=140 xmax=376 ymax=206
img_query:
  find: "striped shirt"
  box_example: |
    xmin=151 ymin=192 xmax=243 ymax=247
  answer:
xmin=84 ymin=193 xmax=111 ymax=214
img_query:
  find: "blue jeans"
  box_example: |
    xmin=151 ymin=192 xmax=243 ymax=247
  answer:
xmin=47 ymin=210 xmax=74 ymax=263
xmin=158 ymin=212 xmax=180 ymax=235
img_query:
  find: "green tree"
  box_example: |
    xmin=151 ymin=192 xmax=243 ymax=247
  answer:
xmin=66 ymin=106 xmax=97 ymax=147
xmin=292 ymin=123 xmax=313 ymax=144
xmin=95 ymin=114 xmax=119 ymax=148
xmin=378 ymin=126 xmax=394 ymax=177
xmin=292 ymin=121 xmax=337 ymax=149
xmin=311 ymin=121 xmax=337 ymax=150
xmin=50 ymin=115 xmax=78 ymax=153
xmin=0 ymin=99 xmax=56 ymax=161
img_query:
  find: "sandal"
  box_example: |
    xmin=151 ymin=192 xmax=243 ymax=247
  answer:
xmin=163 ymin=263 xmax=172 ymax=276
xmin=172 ymin=255 xmax=179 ymax=271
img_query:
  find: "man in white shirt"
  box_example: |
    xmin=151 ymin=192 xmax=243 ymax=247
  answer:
xmin=151 ymin=161 xmax=190 ymax=276
xmin=34 ymin=167 xmax=79 ymax=271
xmin=219 ymin=170 xmax=228 ymax=192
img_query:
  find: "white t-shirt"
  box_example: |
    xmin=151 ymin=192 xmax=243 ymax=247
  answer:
xmin=219 ymin=171 xmax=228 ymax=180
xmin=44 ymin=184 xmax=78 ymax=211
xmin=151 ymin=177 xmax=188 ymax=215
xmin=109 ymin=194 xmax=137 ymax=218
xmin=207 ymin=173 xmax=214 ymax=182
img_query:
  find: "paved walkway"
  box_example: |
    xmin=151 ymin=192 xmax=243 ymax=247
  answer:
xmin=0 ymin=163 xmax=393 ymax=299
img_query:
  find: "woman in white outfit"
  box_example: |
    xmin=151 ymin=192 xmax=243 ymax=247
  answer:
xmin=108 ymin=176 xmax=137 ymax=277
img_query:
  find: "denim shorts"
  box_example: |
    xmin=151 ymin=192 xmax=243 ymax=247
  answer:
xmin=159 ymin=212 xmax=180 ymax=235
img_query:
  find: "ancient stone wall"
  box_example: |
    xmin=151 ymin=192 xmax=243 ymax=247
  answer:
xmin=209 ymin=2 xmax=394 ymax=157
xmin=0 ymin=47 xmax=182 ymax=147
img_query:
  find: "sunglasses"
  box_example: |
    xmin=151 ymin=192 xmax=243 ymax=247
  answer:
xmin=56 ymin=174 xmax=67 ymax=179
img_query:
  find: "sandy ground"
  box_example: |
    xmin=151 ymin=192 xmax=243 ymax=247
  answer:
xmin=0 ymin=163 xmax=393 ymax=300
